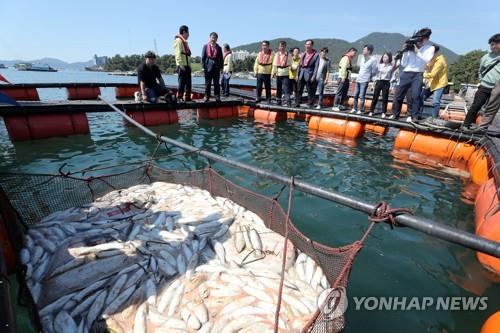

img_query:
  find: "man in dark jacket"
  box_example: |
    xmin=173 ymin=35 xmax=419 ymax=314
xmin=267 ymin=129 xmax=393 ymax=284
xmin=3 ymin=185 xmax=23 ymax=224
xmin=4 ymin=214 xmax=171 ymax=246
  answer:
xmin=137 ymin=51 xmax=168 ymax=103
xmin=295 ymin=39 xmax=320 ymax=107
xmin=201 ymin=32 xmax=224 ymax=102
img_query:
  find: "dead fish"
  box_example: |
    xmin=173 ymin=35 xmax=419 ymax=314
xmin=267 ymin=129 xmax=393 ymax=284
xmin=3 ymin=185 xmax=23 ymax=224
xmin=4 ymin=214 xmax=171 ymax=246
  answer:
xmin=181 ymin=308 xmax=201 ymax=330
xmin=39 ymin=292 xmax=75 ymax=317
xmin=167 ymin=284 xmax=185 ymax=317
xmin=233 ymin=224 xmax=246 ymax=253
xmin=249 ymin=229 xmax=263 ymax=255
xmin=145 ymin=278 xmax=156 ymax=305
xmin=212 ymin=240 xmax=226 ymax=265
xmin=86 ymin=290 xmax=107 ymax=327
xmin=105 ymin=274 xmax=128 ymax=306
xmin=20 ymin=248 xmax=30 ymax=265
xmin=54 ymin=311 xmax=77 ymax=333
xmin=157 ymin=257 xmax=177 ymax=276
xmin=102 ymin=284 xmax=136 ymax=318
xmin=133 ymin=303 xmax=147 ymax=333
xmin=70 ymin=292 xmax=100 ymax=317
xmin=176 ymin=253 xmax=187 ymax=274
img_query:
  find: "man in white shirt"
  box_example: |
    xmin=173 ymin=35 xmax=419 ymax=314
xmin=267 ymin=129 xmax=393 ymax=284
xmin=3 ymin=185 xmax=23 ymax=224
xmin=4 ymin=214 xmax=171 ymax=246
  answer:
xmin=352 ymin=44 xmax=377 ymax=114
xmin=390 ymin=28 xmax=435 ymax=122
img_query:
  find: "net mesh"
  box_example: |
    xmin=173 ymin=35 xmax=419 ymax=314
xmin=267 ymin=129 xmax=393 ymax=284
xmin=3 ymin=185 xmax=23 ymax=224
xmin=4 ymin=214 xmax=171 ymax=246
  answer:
xmin=0 ymin=164 xmax=372 ymax=333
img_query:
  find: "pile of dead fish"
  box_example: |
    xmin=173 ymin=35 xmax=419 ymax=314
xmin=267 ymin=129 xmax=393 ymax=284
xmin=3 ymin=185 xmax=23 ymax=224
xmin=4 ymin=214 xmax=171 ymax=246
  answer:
xmin=20 ymin=182 xmax=334 ymax=332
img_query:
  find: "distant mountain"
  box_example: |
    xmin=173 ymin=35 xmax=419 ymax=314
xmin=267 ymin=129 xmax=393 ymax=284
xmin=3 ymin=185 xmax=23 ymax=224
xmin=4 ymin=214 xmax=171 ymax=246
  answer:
xmin=0 ymin=58 xmax=94 ymax=71
xmin=233 ymin=32 xmax=460 ymax=65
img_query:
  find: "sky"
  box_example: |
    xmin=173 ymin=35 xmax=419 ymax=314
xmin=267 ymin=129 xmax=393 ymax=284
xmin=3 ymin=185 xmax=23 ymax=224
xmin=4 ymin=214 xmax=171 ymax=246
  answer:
xmin=0 ymin=0 xmax=498 ymax=63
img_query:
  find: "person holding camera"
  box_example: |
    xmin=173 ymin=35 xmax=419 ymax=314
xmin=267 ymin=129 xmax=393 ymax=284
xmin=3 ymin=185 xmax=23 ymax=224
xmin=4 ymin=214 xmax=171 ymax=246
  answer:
xmin=390 ymin=28 xmax=435 ymax=122
xmin=462 ymin=33 xmax=500 ymax=129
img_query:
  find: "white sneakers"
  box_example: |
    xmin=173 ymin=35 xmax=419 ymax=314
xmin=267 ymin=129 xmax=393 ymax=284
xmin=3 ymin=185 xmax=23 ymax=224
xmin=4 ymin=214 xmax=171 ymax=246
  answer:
xmin=368 ymin=112 xmax=373 ymax=116
xmin=406 ymin=116 xmax=412 ymax=122
xmin=350 ymin=109 xmax=356 ymax=113
xmin=356 ymin=110 xmax=362 ymax=114
xmin=134 ymin=91 xmax=142 ymax=102
xmin=388 ymin=115 xmax=394 ymax=119
xmin=332 ymin=106 xmax=340 ymax=112
xmin=315 ymin=105 xmax=321 ymax=110
xmin=381 ymin=113 xmax=386 ymax=118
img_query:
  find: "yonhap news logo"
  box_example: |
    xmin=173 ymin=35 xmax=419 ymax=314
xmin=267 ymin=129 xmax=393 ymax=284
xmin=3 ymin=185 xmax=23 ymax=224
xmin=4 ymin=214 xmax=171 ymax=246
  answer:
xmin=318 ymin=287 xmax=349 ymax=320
xmin=351 ymin=296 xmax=488 ymax=311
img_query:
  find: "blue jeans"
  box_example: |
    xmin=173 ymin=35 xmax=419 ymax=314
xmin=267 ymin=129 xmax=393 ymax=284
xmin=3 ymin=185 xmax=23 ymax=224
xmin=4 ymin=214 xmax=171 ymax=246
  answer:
xmin=353 ymin=82 xmax=369 ymax=111
xmin=420 ymin=87 xmax=444 ymax=118
xmin=316 ymin=77 xmax=325 ymax=106
xmin=221 ymin=72 xmax=231 ymax=96
xmin=145 ymin=83 xmax=168 ymax=103
xmin=392 ymin=71 xmax=423 ymax=119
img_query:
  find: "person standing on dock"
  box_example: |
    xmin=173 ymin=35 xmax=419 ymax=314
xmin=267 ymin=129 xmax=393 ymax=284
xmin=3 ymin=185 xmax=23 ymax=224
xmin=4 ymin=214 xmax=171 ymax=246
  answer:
xmin=419 ymin=45 xmax=448 ymax=118
xmin=369 ymin=52 xmax=395 ymax=117
xmin=315 ymin=48 xmax=331 ymax=109
xmin=202 ymin=32 xmax=223 ymax=102
xmin=137 ymin=51 xmax=169 ymax=103
xmin=390 ymin=28 xmax=434 ymax=122
xmin=332 ymin=47 xmax=357 ymax=111
xmin=462 ymin=33 xmax=500 ymax=129
xmin=272 ymin=41 xmax=292 ymax=106
xmin=221 ymin=44 xmax=233 ymax=97
xmin=174 ymin=25 xmax=192 ymax=102
xmin=289 ymin=47 xmax=301 ymax=103
xmin=352 ymin=44 xmax=377 ymax=114
xmin=294 ymin=39 xmax=319 ymax=108
xmin=254 ymin=41 xmax=274 ymax=103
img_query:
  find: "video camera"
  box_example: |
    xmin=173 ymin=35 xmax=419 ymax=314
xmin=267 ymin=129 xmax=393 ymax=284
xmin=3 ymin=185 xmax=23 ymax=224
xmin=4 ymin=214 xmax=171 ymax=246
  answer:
xmin=395 ymin=28 xmax=432 ymax=60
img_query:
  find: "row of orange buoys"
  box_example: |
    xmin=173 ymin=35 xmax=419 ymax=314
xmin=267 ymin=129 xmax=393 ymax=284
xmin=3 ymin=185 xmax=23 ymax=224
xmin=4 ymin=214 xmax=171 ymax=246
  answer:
xmin=4 ymin=113 xmax=89 ymax=141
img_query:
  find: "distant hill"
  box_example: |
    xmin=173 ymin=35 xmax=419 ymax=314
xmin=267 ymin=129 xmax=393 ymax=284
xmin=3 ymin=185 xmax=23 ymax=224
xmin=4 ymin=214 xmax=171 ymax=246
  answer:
xmin=233 ymin=32 xmax=460 ymax=65
xmin=0 ymin=57 xmax=94 ymax=71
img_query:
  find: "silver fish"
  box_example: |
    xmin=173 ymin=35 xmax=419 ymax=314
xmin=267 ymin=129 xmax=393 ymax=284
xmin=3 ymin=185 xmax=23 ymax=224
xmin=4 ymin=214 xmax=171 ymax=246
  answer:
xmin=54 ymin=311 xmax=78 ymax=333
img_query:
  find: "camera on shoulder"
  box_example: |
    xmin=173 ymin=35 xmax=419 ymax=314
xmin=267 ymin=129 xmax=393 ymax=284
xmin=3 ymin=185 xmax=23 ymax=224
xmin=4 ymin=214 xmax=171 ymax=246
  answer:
xmin=395 ymin=27 xmax=432 ymax=60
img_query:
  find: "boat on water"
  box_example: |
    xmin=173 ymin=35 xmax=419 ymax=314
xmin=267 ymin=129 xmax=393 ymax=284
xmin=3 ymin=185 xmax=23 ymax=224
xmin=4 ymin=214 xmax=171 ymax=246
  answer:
xmin=0 ymin=64 xmax=7 ymax=69
xmin=107 ymin=70 xmax=137 ymax=76
xmin=84 ymin=65 xmax=105 ymax=72
xmin=14 ymin=62 xmax=57 ymax=72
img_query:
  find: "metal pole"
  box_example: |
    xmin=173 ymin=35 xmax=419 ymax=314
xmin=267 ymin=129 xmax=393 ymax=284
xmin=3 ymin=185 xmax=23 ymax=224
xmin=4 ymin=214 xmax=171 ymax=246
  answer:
xmin=99 ymin=96 xmax=500 ymax=258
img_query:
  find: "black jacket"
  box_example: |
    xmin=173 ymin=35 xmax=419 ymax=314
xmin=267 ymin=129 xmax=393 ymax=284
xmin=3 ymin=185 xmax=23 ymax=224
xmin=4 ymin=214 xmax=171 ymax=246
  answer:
xmin=201 ymin=44 xmax=223 ymax=73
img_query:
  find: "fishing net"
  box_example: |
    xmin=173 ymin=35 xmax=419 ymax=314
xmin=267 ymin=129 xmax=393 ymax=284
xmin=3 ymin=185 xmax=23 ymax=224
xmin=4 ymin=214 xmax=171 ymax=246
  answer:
xmin=0 ymin=163 xmax=374 ymax=333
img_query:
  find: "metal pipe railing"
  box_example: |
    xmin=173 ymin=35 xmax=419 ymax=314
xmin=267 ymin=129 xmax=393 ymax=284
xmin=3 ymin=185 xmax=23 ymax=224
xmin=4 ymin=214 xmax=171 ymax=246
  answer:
xmin=99 ymin=96 xmax=500 ymax=258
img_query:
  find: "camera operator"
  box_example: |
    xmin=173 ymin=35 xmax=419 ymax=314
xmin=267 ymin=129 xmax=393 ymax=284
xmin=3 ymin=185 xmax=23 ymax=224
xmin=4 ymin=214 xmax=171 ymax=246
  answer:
xmin=390 ymin=28 xmax=435 ymax=122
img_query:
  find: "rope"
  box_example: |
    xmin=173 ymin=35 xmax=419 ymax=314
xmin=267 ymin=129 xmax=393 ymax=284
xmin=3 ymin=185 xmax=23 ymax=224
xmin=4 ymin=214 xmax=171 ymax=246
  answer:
xmin=274 ymin=176 xmax=294 ymax=333
xmin=368 ymin=201 xmax=413 ymax=229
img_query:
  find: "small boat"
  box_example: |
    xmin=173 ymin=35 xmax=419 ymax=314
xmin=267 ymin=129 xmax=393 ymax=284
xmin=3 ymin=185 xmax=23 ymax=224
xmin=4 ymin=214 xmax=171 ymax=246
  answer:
xmin=0 ymin=64 xmax=7 ymax=69
xmin=107 ymin=71 xmax=137 ymax=76
xmin=85 ymin=65 xmax=105 ymax=72
xmin=14 ymin=63 xmax=57 ymax=72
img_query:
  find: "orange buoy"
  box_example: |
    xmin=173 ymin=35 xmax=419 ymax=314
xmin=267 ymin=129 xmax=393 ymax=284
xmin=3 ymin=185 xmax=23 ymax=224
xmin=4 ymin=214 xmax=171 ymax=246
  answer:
xmin=115 ymin=86 xmax=139 ymax=99
xmin=308 ymin=116 xmax=364 ymax=138
xmin=439 ymin=109 xmax=465 ymax=121
xmin=365 ymin=123 xmax=387 ymax=135
xmin=394 ymin=130 xmax=417 ymax=150
xmin=125 ymin=110 xmax=178 ymax=126
xmin=197 ymin=107 xmax=237 ymax=120
xmin=476 ymin=213 xmax=500 ymax=275
xmin=0 ymin=87 xmax=40 ymax=101
xmin=481 ymin=311 xmax=500 ymax=333
xmin=237 ymin=105 xmax=252 ymax=117
xmin=475 ymin=178 xmax=497 ymax=233
xmin=468 ymin=149 xmax=489 ymax=185
xmin=67 ymin=87 xmax=100 ymax=100
xmin=3 ymin=113 xmax=90 ymax=141
xmin=253 ymin=109 xmax=287 ymax=122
